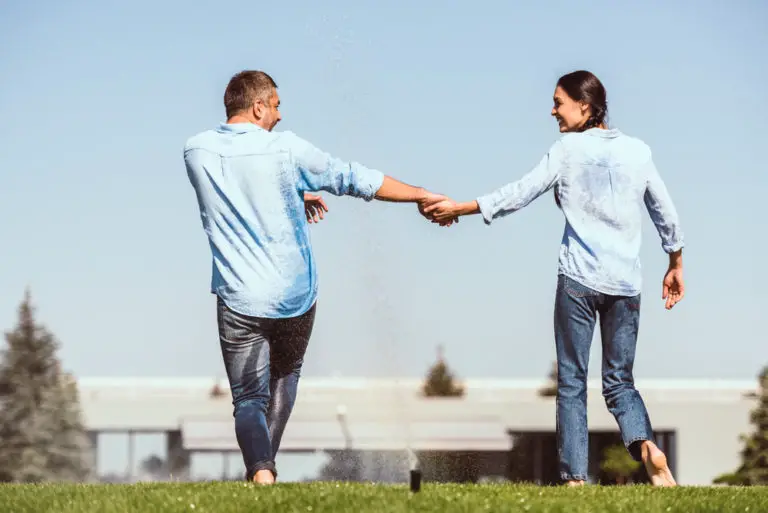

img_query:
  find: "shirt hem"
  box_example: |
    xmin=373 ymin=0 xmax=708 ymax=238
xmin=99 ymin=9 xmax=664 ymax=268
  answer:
xmin=558 ymin=270 xmax=640 ymax=297
xmin=213 ymin=290 xmax=318 ymax=319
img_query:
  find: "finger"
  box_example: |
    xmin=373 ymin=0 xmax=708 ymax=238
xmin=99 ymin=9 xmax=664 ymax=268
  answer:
xmin=421 ymin=194 xmax=446 ymax=205
xmin=318 ymin=197 xmax=329 ymax=212
xmin=668 ymin=292 xmax=678 ymax=309
xmin=662 ymin=283 xmax=669 ymax=299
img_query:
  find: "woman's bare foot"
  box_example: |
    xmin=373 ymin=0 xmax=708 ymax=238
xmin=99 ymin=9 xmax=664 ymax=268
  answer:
xmin=566 ymin=480 xmax=585 ymax=487
xmin=641 ymin=441 xmax=677 ymax=486
xmin=253 ymin=469 xmax=275 ymax=485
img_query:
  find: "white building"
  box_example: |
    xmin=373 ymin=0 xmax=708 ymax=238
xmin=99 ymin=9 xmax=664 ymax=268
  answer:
xmin=78 ymin=377 xmax=758 ymax=485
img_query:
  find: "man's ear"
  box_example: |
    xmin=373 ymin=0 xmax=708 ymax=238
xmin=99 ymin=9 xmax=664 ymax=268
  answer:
xmin=252 ymin=101 xmax=264 ymax=120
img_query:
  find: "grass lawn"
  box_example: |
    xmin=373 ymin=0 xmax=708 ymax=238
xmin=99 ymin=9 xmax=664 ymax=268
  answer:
xmin=1 ymin=481 xmax=767 ymax=513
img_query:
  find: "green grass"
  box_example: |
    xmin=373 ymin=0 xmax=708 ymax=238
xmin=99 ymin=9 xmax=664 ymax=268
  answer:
xmin=1 ymin=482 xmax=767 ymax=513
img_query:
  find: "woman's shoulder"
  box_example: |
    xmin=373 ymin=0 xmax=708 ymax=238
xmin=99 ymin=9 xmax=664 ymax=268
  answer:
xmin=556 ymin=129 xmax=652 ymax=159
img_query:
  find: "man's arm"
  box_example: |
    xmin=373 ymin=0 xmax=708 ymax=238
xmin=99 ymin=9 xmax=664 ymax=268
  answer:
xmin=287 ymin=131 xmax=384 ymax=200
xmin=286 ymin=131 xmax=451 ymax=220
xmin=373 ymin=176 xmax=428 ymax=202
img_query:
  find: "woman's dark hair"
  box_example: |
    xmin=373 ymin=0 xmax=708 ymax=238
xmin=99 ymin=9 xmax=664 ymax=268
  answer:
xmin=556 ymin=70 xmax=608 ymax=131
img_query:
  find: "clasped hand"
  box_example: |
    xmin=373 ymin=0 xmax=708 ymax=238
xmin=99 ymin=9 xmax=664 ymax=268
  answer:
xmin=418 ymin=192 xmax=461 ymax=227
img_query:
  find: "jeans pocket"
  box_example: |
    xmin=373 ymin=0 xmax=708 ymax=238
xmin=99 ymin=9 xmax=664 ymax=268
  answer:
xmin=563 ymin=276 xmax=600 ymax=299
xmin=626 ymin=294 xmax=641 ymax=311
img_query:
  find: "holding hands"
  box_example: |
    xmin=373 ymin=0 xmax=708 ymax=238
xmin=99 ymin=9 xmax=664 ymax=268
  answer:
xmin=417 ymin=192 xmax=459 ymax=227
xmin=418 ymin=193 xmax=478 ymax=226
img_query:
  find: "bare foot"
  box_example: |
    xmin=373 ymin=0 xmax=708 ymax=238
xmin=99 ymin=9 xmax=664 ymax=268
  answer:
xmin=641 ymin=441 xmax=677 ymax=487
xmin=253 ymin=469 xmax=275 ymax=485
xmin=566 ymin=480 xmax=585 ymax=487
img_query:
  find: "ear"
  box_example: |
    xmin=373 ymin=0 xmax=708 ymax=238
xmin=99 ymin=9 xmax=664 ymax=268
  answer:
xmin=252 ymin=101 xmax=264 ymax=120
xmin=579 ymin=101 xmax=590 ymax=116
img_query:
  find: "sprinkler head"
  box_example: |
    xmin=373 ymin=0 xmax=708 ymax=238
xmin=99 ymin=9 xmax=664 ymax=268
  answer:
xmin=410 ymin=469 xmax=421 ymax=492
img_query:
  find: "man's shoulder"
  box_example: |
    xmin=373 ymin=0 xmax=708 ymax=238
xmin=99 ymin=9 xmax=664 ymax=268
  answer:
xmin=183 ymin=127 xmax=316 ymax=160
xmin=271 ymin=129 xmax=308 ymax=147
xmin=184 ymin=128 xmax=219 ymax=154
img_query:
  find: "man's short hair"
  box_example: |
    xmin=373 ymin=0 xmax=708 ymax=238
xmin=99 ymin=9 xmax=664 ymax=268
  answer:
xmin=224 ymin=71 xmax=278 ymax=118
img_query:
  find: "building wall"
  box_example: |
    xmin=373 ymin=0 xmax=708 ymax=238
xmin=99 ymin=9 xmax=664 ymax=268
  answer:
xmin=76 ymin=377 xmax=758 ymax=485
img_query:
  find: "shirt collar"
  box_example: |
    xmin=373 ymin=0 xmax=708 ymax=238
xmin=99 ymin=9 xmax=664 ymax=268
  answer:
xmin=216 ymin=122 xmax=266 ymax=134
xmin=583 ymin=127 xmax=621 ymax=138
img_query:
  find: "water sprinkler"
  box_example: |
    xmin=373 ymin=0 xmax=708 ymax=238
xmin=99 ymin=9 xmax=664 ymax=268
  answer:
xmin=406 ymin=447 xmax=421 ymax=493
xmin=410 ymin=468 xmax=421 ymax=492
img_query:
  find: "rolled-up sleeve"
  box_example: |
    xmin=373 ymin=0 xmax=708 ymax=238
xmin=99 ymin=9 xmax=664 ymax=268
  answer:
xmin=476 ymin=140 xmax=564 ymax=225
xmin=643 ymin=155 xmax=684 ymax=253
xmin=284 ymin=132 xmax=384 ymax=201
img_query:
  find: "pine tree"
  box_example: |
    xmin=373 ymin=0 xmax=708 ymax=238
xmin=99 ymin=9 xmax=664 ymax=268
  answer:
xmin=47 ymin=368 xmax=92 ymax=481
xmin=0 ymin=290 xmax=91 ymax=482
xmin=600 ymin=443 xmax=640 ymax=484
xmin=714 ymin=365 xmax=768 ymax=485
xmin=422 ymin=346 xmax=465 ymax=398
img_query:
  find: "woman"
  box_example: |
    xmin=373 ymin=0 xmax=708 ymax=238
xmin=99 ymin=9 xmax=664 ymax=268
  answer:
xmin=424 ymin=70 xmax=684 ymax=486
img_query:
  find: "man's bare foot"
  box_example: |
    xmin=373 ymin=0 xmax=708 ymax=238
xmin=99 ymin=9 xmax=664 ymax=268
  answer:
xmin=253 ymin=469 xmax=275 ymax=485
xmin=641 ymin=441 xmax=677 ymax=487
xmin=566 ymin=480 xmax=585 ymax=487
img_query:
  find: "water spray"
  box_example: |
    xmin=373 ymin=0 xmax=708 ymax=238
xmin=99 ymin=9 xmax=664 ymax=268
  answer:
xmin=336 ymin=404 xmax=352 ymax=449
xmin=407 ymin=447 xmax=421 ymax=493
xmin=315 ymin=11 xmax=423 ymax=492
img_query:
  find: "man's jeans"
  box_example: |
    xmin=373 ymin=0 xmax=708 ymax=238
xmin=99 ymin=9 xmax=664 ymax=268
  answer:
xmin=216 ymin=296 xmax=316 ymax=480
xmin=554 ymin=275 xmax=655 ymax=481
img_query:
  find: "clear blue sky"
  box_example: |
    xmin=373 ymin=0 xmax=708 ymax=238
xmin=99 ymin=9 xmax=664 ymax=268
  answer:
xmin=2 ymin=0 xmax=766 ymax=482
xmin=1 ymin=1 xmax=766 ymax=386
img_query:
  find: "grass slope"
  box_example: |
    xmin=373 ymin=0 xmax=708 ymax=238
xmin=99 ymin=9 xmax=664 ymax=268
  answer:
xmin=1 ymin=482 xmax=767 ymax=513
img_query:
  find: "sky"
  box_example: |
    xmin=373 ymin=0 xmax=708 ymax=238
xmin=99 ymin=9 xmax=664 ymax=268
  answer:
xmin=1 ymin=0 xmax=767 ymax=479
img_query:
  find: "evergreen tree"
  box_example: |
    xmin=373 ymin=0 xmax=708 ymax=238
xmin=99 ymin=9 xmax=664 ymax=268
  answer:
xmin=422 ymin=346 xmax=465 ymax=398
xmin=600 ymin=443 xmax=640 ymax=484
xmin=714 ymin=365 xmax=768 ymax=485
xmin=0 ymin=290 xmax=91 ymax=482
xmin=47 ymin=368 xmax=92 ymax=481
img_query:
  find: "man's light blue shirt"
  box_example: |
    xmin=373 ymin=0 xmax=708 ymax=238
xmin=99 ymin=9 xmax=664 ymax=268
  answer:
xmin=477 ymin=128 xmax=684 ymax=296
xmin=184 ymin=123 xmax=384 ymax=318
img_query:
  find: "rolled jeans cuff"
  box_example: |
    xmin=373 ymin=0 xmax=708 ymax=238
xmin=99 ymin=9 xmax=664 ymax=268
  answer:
xmin=246 ymin=460 xmax=277 ymax=481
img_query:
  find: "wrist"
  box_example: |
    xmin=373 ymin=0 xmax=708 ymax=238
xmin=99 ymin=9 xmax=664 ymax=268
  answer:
xmin=457 ymin=201 xmax=479 ymax=216
xmin=668 ymin=249 xmax=683 ymax=270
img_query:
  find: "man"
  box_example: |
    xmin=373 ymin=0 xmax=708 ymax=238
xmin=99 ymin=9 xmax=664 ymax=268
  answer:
xmin=183 ymin=70 xmax=449 ymax=484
